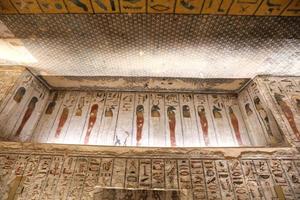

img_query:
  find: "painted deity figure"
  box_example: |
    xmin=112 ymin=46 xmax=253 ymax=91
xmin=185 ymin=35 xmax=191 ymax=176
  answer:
xmin=167 ymin=106 xmax=176 ymax=147
xmin=254 ymin=96 xmax=273 ymax=137
xmin=75 ymin=96 xmax=85 ymax=116
xmin=136 ymin=105 xmax=144 ymax=146
xmin=55 ymin=106 xmax=69 ymax=138
xmin=245 ymin=103 xmax=253 ymax=116
xmin=229 ymin=106 xmax=242 ymax=145
xmin=45 ymin=92 xmax=58 ymax=114
xmin=151 ymin=103 xmax=160 ymax=117
xmin=197 ymin=105 xmax=209 ymax=146
xmin=182 ymin=105 xmax=191 ymax=118
xmin=13 ymin=87 xmax=26 ymax=103
xmin=15 ymin=96 xmax=38 ymax=137
xmin=212 ymin=105 xmax=222 ymax=119
xmin=105 ymin=106 xmax=114 ymax=117
xmin=274 ymin=93 xmax=300 ymax=140
xmin=84 ymin=104 xmax=98 ymax=144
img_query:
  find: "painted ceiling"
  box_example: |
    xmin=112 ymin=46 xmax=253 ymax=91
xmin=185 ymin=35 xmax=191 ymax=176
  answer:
xmin=0 ymin=14 xmax=299 ymax=79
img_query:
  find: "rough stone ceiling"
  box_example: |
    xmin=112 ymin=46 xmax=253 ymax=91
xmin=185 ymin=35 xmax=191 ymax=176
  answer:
xmin=0 ymin=14 xmax=299 ymax=78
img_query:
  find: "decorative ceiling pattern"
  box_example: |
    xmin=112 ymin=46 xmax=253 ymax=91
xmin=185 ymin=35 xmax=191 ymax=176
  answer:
xmin=0 ymin=0 xmax=300 ymax=16
xmin=0 ymin=14 xmax=299 ymax=79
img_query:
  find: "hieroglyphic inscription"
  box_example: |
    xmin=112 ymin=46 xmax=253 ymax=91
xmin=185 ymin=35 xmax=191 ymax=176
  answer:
xmin=139 ymin=159 xmax=151 ymax=189
xmin=54 ymin=157 xmax=77 ymax=199
xmin=268 ymin=159 xmax=295 ymax=199
xmin=0 ymin=152 xmax=299 ymax=199
xmin=215 ymin=160 xmax=235 ymax=199
xmin=98 ymin=158 xmax=113 ymax=187
xmin=81 ymin=158 xmax=101 ymax=200
xmin=165 ymin=159 xmax=179 ymax=189
xmin=253 ymin=159 xmax=277 ymax=199
xmin=228 ymin=159 xmax=249 ymax=200
xmin=40 ymin=156 xmax=63 ymax=199
xmin=152 ymin=159 xmax=165 ymax=189
xmin=67 ymin=157 xmax=89 ymax=199
xmin=203 ymin=160 xmax=222 ymax=200
xmin=241 ymin=160 xmax=264 ymax=199
xmin=190 ymin=159 xmax=206 ymax=199
xmin=125 ymin=159 xmax=139 ymax=188
xmin=281 ymin=160 xmax=300 ymax=199
xmin=111 ymin=158 xmax=126 ymax=188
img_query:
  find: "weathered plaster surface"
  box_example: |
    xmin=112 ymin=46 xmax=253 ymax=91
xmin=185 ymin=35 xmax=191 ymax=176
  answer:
xmin=42 ymin=76 xmax=248 ymax=93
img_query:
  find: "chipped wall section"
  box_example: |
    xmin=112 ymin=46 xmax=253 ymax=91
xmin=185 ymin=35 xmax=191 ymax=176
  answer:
xmin=43 ymin=76 xmax=248 ymax=93
xmin=0 ymin=68 xmax=50 ymax=142
xmin=0 ymin=145 xmax=300 ymax=200
xmin=252 ymin=76 xmax=300 ymax=147
xmin=0 ymin=67 xmax=25 ymax=106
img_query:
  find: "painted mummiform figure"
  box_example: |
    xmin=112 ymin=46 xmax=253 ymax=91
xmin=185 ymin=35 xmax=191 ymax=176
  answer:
xmin=136 ymin=105 xmax=144 ymax=146
xmin=274 ymin=93 xmax=300 ymax=140
xmin=55 ymin=106 xmax=69 ymax=138
xmin=210 ymin=95 xmax=236 ymax=146
xmin=228 ymin=106 xmax=243 ymax=145
xmin=167 ymin=106 xmax=176 ymax=147
xmin=149 ymin=94 xmax=165 ymax=146
xmin=253 ymin=96 xmax=278 ymax=144
xmin=13 ymin=87 xmax=26 ymax=103
xmin=15 ymin=96 xmax=38 ymax=137
xmin=181 ymin=95 xmax=199 ymax=147
xmin=45 ymin=92 xmax=58 ymax=115
xmin=197 ymin=105 xmax=209 ymax=146
xmin=54 ymin=94 xmax=77 ymax=139
xmin=84 ymin=104 xmax=98 ymax=144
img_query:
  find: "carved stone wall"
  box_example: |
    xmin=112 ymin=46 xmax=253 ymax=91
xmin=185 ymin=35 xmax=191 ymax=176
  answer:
xmin=0 ymin=143 xmax=300 ymax=200
xmin=0 ymin=70 xmax=299 ymax=199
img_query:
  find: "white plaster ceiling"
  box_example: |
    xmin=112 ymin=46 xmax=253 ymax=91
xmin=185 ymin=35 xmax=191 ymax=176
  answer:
xmin=0 ymin=14 xmax=299 ymax=78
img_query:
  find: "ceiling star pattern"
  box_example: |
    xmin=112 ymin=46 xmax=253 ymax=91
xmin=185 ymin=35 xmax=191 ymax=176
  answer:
xmin=0 ymin=14 xmax=299 ymax=79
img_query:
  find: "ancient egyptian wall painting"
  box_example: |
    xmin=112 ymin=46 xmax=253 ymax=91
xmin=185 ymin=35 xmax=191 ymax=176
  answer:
xmin=0 ymin=89 xmax=288 ymax=147
xmin=1 ymin=152 xmax=300 ymax=199
xmin=0 ymin=71 xmax=49 ymax=142
xmin=1 ymin=73 xmax=299 ymax=147
xmin=35 ymin=91 xmax=270 ymax=147
xmin=257 ymin=77 xmax=300 ymax=144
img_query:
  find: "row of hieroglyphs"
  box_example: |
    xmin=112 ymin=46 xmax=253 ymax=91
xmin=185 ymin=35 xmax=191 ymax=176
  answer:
xmin=0 ymin=0 xmax=299 ymax=16
xmin=0 ymin=153 xmax=300 ymax=199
